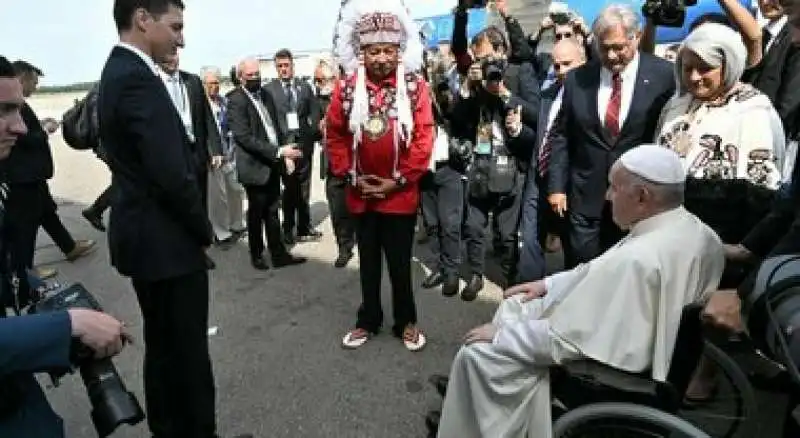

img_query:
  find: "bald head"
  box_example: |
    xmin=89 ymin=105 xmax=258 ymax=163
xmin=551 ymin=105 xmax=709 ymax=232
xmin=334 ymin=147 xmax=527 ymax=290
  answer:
xmin=551 ymin=39 xmax=586 ymax=83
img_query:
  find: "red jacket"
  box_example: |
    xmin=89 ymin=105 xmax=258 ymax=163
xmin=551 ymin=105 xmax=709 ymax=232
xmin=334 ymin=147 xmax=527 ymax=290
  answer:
xmin=325 ymin=72 xmax=434 ymax=215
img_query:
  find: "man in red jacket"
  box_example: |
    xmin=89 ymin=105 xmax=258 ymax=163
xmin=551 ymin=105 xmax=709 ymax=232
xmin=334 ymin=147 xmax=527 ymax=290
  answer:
xmin=328 ymin=0 xmax=434 ymax=351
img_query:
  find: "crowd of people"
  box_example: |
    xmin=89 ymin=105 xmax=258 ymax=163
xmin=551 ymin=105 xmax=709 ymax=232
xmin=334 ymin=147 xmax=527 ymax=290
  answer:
xmin=3 ymin=0 xmax=800 ymax=436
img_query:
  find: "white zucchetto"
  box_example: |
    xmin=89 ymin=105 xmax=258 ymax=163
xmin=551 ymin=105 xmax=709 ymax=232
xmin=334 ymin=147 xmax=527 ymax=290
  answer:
xmin=618 ymin=144 xmax=687 ymax=184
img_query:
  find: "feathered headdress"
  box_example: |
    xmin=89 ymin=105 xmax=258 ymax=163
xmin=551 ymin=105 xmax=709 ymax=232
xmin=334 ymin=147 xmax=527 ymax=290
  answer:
xmin=331 ymin=0 xmax=424 ymax=181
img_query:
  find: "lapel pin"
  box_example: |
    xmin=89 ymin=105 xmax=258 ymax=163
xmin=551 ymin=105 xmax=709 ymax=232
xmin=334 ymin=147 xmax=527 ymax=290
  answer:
xmin=644 ymin=79 xmax=650 ymax=84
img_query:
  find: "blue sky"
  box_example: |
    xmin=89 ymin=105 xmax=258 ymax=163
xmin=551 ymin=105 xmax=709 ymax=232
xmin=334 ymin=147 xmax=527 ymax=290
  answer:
xmin=0 ymin=0 xmax=452 ymax=85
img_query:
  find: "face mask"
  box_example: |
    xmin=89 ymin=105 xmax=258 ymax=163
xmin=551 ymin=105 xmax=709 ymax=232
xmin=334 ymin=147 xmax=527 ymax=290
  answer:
xmin=244 ymin=78 xmax=262 ymax=92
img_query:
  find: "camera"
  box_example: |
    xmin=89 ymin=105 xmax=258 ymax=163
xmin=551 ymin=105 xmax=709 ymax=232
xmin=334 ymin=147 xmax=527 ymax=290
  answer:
xmin=481 ymin=57 xmax=506 ymax=83
xmin=33 ymin=283 xmax=144 ymax=437
xmin=448 ymin=138 xmax=474 ymax=173
xmin=642 ymin=0 xmax=698 ymax=28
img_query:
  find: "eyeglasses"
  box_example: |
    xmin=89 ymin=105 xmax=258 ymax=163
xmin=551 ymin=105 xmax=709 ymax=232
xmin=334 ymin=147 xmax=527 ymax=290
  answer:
xmin=555 ymin=32 xmax=574 ymax=40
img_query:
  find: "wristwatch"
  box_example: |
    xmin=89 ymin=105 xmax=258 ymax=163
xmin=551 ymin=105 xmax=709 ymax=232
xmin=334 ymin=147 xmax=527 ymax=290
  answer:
xmin=394 ymin=174 xmax=407 ymax=188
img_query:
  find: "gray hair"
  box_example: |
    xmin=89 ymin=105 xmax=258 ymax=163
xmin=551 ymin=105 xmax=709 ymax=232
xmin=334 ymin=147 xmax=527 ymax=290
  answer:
xmin=199 ymin=66 xmax=221 ymax=82
xmin=592 ymin=4 xmax=641 ymax=39
xmin=627 ymin=172 xmax=685 ymax=208
xmin=677 ymin=23 xmax=746 ymax=95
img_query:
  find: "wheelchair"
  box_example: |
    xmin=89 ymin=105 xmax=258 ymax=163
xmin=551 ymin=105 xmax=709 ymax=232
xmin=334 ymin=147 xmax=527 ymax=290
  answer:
xmin=549 ymin=305 xmax=758 ymax=437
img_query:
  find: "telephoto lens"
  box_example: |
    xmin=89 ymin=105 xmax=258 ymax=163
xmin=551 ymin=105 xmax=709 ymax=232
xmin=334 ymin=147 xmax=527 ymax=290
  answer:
xmin=32 ymin=283 xmax=145 ymax=437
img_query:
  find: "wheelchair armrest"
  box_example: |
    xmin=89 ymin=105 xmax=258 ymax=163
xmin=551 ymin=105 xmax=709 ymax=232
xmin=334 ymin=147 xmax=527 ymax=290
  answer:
xmin=558 ymin=360 xmax=659 ymax=397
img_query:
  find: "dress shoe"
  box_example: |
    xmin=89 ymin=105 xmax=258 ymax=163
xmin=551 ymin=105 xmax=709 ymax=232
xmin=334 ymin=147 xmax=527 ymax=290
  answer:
xmin=422 ymin=271 xmax=444 ymax=289
xmin=33 ymin=266 xmax=58 ymax=280
xmin=428 ymin=374 xmax=449 ymax=397
xmin=251 ymin=257 xmax=270 ymax=271
xmin=297 ymin=229 xmax=323 ymax=242
xmin=81 ymin=208 xmax=106 ymax=232
xmin=66 ymin=240 xmax=97 ymax=262
xmin=460 ymin=275 xmax=484 ymax=302
xmin=334 ymin=250 xmax=353 ymax=268
xmin=425 ymin=410 xmax=441 ymax=434
xmin=272 ymin=254 xmax=307 ymax=268
xmin=441 ymin=275 xmax=459 ymax=297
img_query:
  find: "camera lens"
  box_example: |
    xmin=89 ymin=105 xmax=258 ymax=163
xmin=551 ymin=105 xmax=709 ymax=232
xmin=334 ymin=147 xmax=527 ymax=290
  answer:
xmin=79 ymin=359 xmax=145 ymax=437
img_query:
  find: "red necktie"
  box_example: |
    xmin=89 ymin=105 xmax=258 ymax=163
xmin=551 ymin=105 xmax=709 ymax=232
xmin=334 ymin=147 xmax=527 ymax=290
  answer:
xmin=604 ymin=73 xmax=622 ymax=138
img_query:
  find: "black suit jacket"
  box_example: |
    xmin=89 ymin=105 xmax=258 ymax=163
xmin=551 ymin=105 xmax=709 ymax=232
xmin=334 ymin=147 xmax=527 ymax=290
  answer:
xmin=743 ymin=25 xmax=800 ymax=138
xmin=2 ymin=103 xmax=54 ymax=184
xmin=98 ymin=46 xmax=211 ymax=282
xmin=265 ymin=78 xmax=321 ymax=170
xmin=227 ymin=86 xmax=286 ymax=187
xmin=178 ymin=71 xmax=223 ymax=172
xmin=548 ymin=54 xmax=676 ymax=218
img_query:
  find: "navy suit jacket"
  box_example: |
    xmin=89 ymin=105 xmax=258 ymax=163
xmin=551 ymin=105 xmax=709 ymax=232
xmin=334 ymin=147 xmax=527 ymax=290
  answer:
xmin=99 ymin=46 xmax=212 ymax=281
xmin=547 ymin=53 xmax=675 ymax=218
xmin=0 ymin=311 xmax=72 ymax=437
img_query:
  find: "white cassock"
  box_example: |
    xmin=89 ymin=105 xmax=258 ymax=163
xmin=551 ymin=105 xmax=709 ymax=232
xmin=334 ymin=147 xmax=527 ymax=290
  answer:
xmin=437 ymin=206 xmax=725 ymax=438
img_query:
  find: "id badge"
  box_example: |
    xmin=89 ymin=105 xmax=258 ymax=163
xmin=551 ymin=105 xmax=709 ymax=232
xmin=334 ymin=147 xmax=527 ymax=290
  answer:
xmin=496 ymin=156 xmax=508 ymax=166
xmin=475 ymin=123 xmax=492 ymax=155
xmin=286 ymin=112 xmax=300 ymax=131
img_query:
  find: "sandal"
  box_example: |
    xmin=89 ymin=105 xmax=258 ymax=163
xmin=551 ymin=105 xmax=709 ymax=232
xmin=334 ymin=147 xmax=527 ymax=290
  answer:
xmin=403 ymin=325 xmax=427 ymax=352
xmin=342 ymin=328 xmax=371 ymax=349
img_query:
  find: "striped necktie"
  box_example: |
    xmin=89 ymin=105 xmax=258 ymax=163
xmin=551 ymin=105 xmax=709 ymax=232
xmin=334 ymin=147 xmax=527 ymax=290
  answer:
xmin=604 ymin=73 xmax=622 ymax=138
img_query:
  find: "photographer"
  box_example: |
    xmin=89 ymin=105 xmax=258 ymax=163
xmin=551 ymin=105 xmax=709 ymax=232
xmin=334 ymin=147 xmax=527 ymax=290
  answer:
xmin=0 ymin=55 xmax=127 ymax=437
xmin=450 ymin=28 xmax=539 ymax=299
xmin=450 ymin=0 xmax=540 ymax=123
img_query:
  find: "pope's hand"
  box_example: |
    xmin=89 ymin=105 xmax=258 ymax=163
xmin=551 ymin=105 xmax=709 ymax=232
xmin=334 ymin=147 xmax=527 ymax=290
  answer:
xmin=503 ymin=280 xmax=546 ymax=302
xmin=464 ymin=323 xmax=498 ymax=345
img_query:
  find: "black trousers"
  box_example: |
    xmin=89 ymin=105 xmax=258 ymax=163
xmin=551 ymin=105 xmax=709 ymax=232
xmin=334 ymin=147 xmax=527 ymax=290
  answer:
xmin=7 ymin=181 xmax=76 ymax=268
xmin=325 ymin=174 xmax=355 ymax=253
xmin=132 ymin=270 xmax=216 ymax=438
xmin=354 ymin=212 xmax=417 ymax=335
xmin=244 ymin=182 xmax=287 ymax=260
xmin=464 ymin=177 xmax=524 ymax=284
xmin=420 ymin=165 xmax=466 ymax=277
xmin=282 ymin=164 xmax=313 ymax=236
xmin=565 ymin=203 xmax=626 ymax=269
xmin=517 ymin=172 xmax=565 ymax=283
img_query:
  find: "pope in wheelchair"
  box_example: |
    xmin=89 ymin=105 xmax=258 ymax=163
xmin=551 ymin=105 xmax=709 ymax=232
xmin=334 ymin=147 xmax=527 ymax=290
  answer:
xmin=429 ymin=145 xmax=726 ymax=438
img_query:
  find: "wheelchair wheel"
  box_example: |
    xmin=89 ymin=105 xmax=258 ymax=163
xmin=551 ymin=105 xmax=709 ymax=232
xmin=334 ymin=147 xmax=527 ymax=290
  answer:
xmin=553 ymin=402 xmax=711 ymax=438
xmin=678 ymin=340 xmax=758 ymax=438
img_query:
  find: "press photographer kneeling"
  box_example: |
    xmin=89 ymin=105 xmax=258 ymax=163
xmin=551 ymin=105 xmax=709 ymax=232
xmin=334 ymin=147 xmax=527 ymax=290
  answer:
xmin=0 ymin=55 xmax=131 ymax=438
xmin=450 ymin=33 xmax=539 ymax=299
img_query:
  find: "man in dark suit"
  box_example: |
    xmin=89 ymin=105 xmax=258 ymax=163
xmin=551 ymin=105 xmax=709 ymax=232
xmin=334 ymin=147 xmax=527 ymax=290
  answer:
xmin=547 ymin=4 xmax=675 ymax=268
xmin=744 ymin=0 xmax=800 ymax=139
xmin=5 ymin=61 xmax=95 ymax=284
xmin=265 ymin=49 xmax=323 ymax=244
xmin=156 ymin=54 xmax=223 ymax=205
xmin=516 ymin=39 xmax=586 ymax=283
xmin=228 ymin=57 xmax=306 ymax=270
xmin=0 ymin=54 xmax=128 ymax=438
xmin=98 ymin=2 xmax=243 ymax=437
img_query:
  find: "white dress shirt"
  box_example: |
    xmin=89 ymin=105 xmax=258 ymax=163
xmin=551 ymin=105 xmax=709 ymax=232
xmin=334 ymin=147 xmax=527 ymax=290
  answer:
xmin=765 ymin=15 xmax=788 ymax=53
xmin=597 ymin=53 xmax=640 ymax=129
xmin=158 ymin=68 xmax=195 ymax=143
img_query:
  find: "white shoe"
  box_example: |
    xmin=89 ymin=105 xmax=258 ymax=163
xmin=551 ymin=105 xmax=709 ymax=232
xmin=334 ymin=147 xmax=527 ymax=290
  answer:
xmin=342 ymin=328 xmax=370 ymax=349
xmin=402 ymin=325 xmax=426 ymax=352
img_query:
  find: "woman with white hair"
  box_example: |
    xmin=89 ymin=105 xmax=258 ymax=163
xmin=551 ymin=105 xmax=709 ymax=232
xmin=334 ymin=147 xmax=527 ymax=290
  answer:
xmin=656 ymin=23 xmax=785 ymax=240
xmin=655 ymin=22 xmax=786 ymax=404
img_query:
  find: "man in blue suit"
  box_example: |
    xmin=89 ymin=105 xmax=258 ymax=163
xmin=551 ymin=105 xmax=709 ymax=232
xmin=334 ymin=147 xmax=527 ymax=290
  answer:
xmin=516 ymin=38 xmax=587 ymax=283
xmin=0 ymin=55 xmax=127 ymax=438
